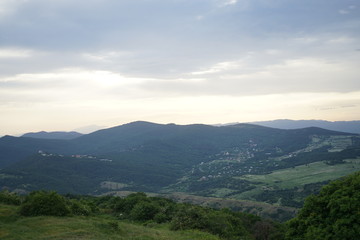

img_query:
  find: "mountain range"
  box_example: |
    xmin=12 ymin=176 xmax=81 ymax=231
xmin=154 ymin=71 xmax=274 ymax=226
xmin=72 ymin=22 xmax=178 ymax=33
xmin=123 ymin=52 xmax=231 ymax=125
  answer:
xmin=17 ymin=119 xmax=360 ymax=141
xmin=21 ymin=131 xmax=83 ymax=140
xmin=1 ymin=121 xmax=359 ymax=219
xmin=248 ymin=119 xmax=360 ymax=134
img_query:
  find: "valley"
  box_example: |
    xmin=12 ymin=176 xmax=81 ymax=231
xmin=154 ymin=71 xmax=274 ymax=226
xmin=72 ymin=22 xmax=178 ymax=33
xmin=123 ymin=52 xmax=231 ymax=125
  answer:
xmin=0 ymin=121 xmax=359 ymax=220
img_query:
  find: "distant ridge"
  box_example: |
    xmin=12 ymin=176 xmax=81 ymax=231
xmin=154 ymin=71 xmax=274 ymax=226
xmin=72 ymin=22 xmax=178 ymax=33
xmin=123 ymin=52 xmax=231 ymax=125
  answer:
xmin=21 ymin=131 xmax=83 ymax=140
xmin=247 ymin=119 xmax=360 ymax=134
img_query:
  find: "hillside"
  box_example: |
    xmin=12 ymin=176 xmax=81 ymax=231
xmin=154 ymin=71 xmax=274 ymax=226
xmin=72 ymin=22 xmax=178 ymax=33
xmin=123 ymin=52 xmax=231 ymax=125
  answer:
xmin=1 ymin=121 xmax=359 ymax=215
xmin=0 ymin=191 xmax=284 ymax=240
xmin=0 ymin=204 xmax=220 ymax=240
xmin=0 ymin=200 xmax=222 ymax=240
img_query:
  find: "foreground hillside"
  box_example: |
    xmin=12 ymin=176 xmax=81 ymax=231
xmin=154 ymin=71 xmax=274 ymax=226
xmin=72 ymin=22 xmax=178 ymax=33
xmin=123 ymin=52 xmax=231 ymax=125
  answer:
xmin=0 ymin=191 xmax=284 ymax=240
xmin=0 ymin=204 xmax=220 ymax=240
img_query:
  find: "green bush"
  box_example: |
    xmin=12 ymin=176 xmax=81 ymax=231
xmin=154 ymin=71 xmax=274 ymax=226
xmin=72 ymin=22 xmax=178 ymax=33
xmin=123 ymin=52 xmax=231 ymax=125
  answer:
xmin=170 ymin=205 xmax=253 ymax=240
xmin=0 ymin=190 xmax=21 ymax=205
xmin=20 ymin=191 xmax=70 ymax=216
xmin=130 ymin=201 xmax=160 ymax=221
xmin=69 ymin=199 xmax=92 ymax=216
xmin=170 ymin=205 xmax=207 ymax=231
xmin=286 ymin=171 xmax=360 ymax=240
xmin=113 ymin=192 xmax=148 ymax=215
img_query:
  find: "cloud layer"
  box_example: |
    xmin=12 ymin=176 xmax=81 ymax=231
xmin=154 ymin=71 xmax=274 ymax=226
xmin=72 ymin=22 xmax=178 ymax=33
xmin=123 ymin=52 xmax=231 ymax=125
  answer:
xmin=0 ymin=0 xmax=359 ymax=135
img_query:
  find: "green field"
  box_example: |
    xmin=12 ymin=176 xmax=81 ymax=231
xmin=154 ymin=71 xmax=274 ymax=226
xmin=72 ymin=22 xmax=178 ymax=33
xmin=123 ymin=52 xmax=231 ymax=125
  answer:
xmin=0 ymin=204 xmax=219 ymax=240
xmin=238 ymin=159 xmax=360 ymax=189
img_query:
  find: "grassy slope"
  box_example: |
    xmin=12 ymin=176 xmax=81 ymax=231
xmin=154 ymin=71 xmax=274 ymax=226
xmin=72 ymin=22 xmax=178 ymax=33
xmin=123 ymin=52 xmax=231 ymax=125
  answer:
xmin=235 ymin=158 xmax=360 ymax=198
xmin=0 ymin=204 xmax=219 ymax=240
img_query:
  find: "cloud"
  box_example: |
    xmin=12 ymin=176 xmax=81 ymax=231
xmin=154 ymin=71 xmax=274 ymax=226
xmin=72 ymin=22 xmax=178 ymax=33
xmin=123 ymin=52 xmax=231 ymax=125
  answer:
xmin=191 ymin=61 xmax=244 ymax=75
xmin=0 ymin=68 xmax=153 ymax=106
xmin=140 ymin=57 xmax=360 ymax=97
xmin=0 ymin=0 xmax=360 ymax=135
xmin=81 ymin=51 xmax=134 ymax=63
xmin=0 ymin=48 xmax=33 ymax=58
xmin=339 ymin=9 xmax=350 ymax=14
xmin=327 ymin=36 xmax=355 ymax=44
xmin=0 ymin=0 xmax=26 ymax=18
xmin=221 ymin=0 xmax=238 ymax=6
xmin=339 ymin=4 xmax=357 ymax=15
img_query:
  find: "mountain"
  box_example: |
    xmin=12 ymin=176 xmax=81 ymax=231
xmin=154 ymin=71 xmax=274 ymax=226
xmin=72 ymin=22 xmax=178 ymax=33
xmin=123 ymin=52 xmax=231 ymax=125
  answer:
xmin=1 ymin=121 xmax=359 ymax=212
xmin=248 ymin=119 xmax=360 ymax=134
xmin=21 ymin=131 xmax=83 ymax=140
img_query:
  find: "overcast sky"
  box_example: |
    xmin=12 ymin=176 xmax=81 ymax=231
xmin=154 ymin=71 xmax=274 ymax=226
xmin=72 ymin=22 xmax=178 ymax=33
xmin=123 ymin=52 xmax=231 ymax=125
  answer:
xmin=1 ymin=0 xmax=359 ymax=135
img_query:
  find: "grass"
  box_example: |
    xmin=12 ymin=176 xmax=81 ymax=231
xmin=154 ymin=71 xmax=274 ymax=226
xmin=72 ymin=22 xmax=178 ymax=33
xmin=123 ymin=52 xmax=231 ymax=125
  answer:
xmin=238 ymin=158 xmax=360 ymax=189
xmin=0 ymin=204 xmax=219 ymax=240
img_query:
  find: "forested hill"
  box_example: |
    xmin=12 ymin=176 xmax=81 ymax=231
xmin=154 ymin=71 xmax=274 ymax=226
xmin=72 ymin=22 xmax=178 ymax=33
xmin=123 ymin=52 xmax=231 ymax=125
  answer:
xmin=21 ymin=131 xmax=83 ymax=140
xmin=1 ymin=121 xmax=355 ymax=167
xmin=0 ymin=121 xmax=359 ymax=216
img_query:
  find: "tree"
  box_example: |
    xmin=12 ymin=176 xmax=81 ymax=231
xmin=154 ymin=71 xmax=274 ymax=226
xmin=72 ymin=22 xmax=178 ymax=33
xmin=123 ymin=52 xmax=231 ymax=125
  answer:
xmin=130 ymin=201 xmax=160 ymax=221
xmin=0 ymin=190 xmax=21 ymax=205
xmin=286 ymin=171 xmax=360 ymax=240
xmin=20 ymin=191 xmax=70 ymax=216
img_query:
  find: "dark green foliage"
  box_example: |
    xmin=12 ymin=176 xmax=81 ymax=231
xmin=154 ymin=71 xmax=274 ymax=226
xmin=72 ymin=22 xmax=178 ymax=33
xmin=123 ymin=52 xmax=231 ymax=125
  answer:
xmin=170 ymin=205 xmax=208 ymax=231
xmin=252 ymin=220 xmax=286 ymax=240
xmin=170 ymin=205 xmax=254 ymax=240
xmin=1 ymin=190 xmax=285 ymax=240
xmin=20 ymin=191 xmax=71 ymax=216
xmin=0 ymin=190 xmax=21 ymax=205
xmin=113 ymin=192 xmax=148 ymax=215
xmin=286 ymin=171 xmax=360 ymax=240
xmin=130 ymin=201 xmax=160 ymax=221
xmin=281 ymin=147 xmax=360 ymax=168
xmin=18 ymin=191 xmax=98 ymax=217
xmin=68 ymin=199 xmax=92 ymax=216
xmin=106 ymin=192 xmax=285 ymax=239
xmin=254 ymin=181 xmax=327 ymax=208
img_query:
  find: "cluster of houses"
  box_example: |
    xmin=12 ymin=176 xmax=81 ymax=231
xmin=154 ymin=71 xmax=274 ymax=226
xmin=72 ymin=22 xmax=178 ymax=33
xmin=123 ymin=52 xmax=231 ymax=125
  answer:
xmin=37 ymin=150 xmax=112 ymax=162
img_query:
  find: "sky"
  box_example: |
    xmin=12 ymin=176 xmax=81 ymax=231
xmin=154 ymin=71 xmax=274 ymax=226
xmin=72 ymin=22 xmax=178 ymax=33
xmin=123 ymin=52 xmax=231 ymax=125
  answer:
xmin=0 ymin=0 xmax=359 ymax=136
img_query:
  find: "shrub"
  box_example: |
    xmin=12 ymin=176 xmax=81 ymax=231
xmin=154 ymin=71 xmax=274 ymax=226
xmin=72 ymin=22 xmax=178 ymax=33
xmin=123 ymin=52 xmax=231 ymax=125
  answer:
xmin=113 ymin=192 xmax=148 ymax=215
xmin=69 ymin=199 xmax=92 ymax=216
xmin=130 ymin=201 xmax=160 ymax=221
xmin=286 ymin=171 xmax=360 ymax=240
xmin=0 ymin=190 xmax=21 ymax=205
xmin=20 ymin=191 xmax=70 ymax=216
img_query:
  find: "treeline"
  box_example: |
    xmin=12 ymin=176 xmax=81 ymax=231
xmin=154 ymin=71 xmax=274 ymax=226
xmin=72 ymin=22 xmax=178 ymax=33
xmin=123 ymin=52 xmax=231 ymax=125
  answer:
xmin=0 ymin=190 xmax=284 ymax=240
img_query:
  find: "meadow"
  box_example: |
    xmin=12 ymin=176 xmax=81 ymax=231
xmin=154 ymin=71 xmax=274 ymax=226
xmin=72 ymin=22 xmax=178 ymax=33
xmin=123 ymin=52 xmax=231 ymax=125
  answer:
xmin=238 ymin=158 xmax=360 ymax=189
